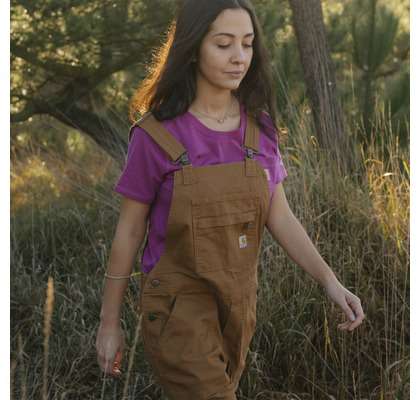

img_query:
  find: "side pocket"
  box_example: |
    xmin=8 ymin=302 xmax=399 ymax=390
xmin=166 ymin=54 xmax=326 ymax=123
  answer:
xmin=225 ymin=359 xmax=232 ymax=383
xmin=137 ymin=273 xmax=147 ymax=316
xmin=141 ymin=293 xmax=178 ymax=353
xmin=241 ymin=282 xmax=258 ymax=360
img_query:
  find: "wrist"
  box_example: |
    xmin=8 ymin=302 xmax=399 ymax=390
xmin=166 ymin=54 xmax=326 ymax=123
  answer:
xmin=100 ymin=311 xmax=121 ymax=327
xmin=320 ymin=269 xmax=341 ymax=289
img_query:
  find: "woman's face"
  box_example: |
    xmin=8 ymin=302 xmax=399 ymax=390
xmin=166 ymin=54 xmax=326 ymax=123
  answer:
xmin=196 ymin=8 xmax=254 ymax=91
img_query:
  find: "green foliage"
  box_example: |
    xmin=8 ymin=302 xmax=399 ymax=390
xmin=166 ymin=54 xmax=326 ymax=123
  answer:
xmin=346 ymin=0 xmax=408 ymax=138
xmin=11 ymin=0 xmax=176 ymax=118
xmin=11 ymin=0 xmax=409 ymax=150
xmin=351 ymin=2 xmax=399 ymax=73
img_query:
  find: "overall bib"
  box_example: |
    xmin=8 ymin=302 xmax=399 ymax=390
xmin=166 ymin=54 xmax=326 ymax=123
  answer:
xmin=136 ymin=112 xmax=271 ymax=400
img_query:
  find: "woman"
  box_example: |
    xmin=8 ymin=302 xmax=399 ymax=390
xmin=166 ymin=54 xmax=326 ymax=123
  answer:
xmin=96 ymin=1 xmax=365 ymax=399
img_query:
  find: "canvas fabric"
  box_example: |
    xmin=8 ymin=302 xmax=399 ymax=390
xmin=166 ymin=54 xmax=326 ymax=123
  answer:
xmin=136 ymin=112 xmax=271 ymax=400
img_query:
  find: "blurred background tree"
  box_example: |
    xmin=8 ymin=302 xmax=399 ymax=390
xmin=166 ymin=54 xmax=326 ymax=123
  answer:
xmin=11 ymin=0 xmax=409 ymax=162
xmin=259 ymin=0 xmax=409 ymax=147
xmin=288 ymin=0 xmax=351 ymax=174
xmin=349 ymin=0 xmax=409 ymax=146
xmin=11 ymin=0 xmax=178 ymax=163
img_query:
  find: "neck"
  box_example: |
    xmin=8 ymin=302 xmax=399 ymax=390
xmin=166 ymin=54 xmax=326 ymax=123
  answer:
xmin=190 ymin=75 xmax=239 ymax=115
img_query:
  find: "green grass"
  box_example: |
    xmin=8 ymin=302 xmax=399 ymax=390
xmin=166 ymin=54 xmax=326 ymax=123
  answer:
xmin=11 ymin=104 xmax=409 ymax=399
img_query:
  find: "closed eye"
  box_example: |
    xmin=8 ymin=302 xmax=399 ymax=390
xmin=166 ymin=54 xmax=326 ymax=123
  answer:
xmin=217 ymin=44 xmax=253 ymax=49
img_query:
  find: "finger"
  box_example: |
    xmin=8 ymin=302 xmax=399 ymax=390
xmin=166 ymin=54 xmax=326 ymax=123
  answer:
xmin=338 ymin=321 xmax=351 ymax=330
xmin=353 ymin=301 xmax=365 ymax=320
xmin=104 ymin=358 xmax=117 ymax=375
xmin=98 ymin=353 xmax=113 ymax=374
xmin=338 ymin=321 xmax=350 ymax=327
xmin=341 ymin=300 xmax=357 ymax=323
xmin=97 ymin=354 xmax=107 ymax=372
xmin=344 ymin=315 xmax=364 ymax=331
xmin=112 ymin=354 xmax=123 ymax=376
xmin=347 ymin=302 xmax=365 ymax=330
xmin=114 ymin=350 xmax=123 ymax=366
xmin=348 ymin=317 xmax=364 ymax=331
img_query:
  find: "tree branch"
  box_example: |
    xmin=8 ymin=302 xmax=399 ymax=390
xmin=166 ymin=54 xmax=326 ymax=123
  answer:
xmin=10 ymin=101 xmax=39 ymax=123
xmin=11 ymin=42 xmax=92 ymax=78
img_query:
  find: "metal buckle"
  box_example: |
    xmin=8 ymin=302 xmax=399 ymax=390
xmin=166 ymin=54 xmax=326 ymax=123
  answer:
xmin=245 ymin=147 xmax=255 ymax=159
xmin=175 ymin=152 xmax=191 ymax=166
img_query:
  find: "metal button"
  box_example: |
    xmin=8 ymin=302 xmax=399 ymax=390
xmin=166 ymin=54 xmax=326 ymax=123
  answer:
xmin=150 ymin=278 xmax=160 ymax=287
xmin=148 ymin=312 xmax=158 ymax=321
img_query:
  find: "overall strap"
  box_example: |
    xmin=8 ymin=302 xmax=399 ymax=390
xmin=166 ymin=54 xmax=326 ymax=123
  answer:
xmin=244 ymin=114 xmax=260 ymax=152
xmin=243 ymin=114 xmax=261 ymax=177
xmin=131 ymin=112 xmax=196 ymax=185
xmin=131 ymin=112 xmax=186 ymax=163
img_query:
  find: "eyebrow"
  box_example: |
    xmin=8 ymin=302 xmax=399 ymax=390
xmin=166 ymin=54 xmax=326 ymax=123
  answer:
xmin=212 ymin=32 xmax=255 ymax=38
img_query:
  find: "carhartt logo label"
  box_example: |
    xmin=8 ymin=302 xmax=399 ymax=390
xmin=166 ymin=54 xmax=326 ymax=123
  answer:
xmin=264 ymin=168 xmax=271 ymax=181
xmin=239 ymin=234 xmax=247 ymax=248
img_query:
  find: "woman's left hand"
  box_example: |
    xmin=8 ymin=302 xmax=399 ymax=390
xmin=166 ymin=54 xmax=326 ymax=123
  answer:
xmin=323 ymin=279 xmax=365 ymax=331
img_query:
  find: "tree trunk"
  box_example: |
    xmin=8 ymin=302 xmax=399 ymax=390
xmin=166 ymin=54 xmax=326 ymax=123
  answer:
xmin=47 ymin=102 xmax=128 ymax=169
xmin=361 ymin=0 xmax=378 ymax=137
xmin=288 ymin=0 xmax=352 ymax=174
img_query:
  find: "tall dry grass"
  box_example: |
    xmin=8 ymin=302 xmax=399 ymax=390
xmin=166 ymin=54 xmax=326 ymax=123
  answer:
xmin=10 ymin=102 xmax=408 ymax=399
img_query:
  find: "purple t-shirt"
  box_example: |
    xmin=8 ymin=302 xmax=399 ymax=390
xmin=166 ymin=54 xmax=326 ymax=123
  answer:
xmin=114 ymin=103 xmax=288 ymax=273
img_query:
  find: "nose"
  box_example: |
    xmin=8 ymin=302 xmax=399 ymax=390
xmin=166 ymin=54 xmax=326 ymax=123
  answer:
xmin=230 ymin=44 xmax=247 ymax=64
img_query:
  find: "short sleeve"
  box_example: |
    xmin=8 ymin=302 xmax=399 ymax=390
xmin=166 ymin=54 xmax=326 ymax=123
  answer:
xmin=113 ymin=125 xmax=168 ymax=204
xmin=259 ymin=112 xmax=288 ymax=185
xmin=272 ymin=135 xmax=288 ymax=184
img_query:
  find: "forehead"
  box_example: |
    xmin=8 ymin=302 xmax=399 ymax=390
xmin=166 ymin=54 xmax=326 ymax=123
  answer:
xmin=209 ymin=8 xmax=254 ymax=36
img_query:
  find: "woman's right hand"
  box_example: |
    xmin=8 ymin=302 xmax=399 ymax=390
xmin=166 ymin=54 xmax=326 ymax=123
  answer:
xmin=95 ymin=321 xmax=125 ymax=377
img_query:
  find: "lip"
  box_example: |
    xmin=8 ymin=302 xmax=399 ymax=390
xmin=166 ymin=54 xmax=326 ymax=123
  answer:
xmin=225 ymin=72 xmax=243 ymax=77
xmin=226 ymin=71 xmax=244 ymax=74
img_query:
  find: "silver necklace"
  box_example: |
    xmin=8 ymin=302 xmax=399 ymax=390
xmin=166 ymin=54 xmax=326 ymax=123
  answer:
xmin=190 ymin=97 xmax=237 ymax=124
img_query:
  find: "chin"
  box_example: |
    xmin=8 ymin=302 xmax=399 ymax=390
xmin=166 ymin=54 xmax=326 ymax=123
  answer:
xmin=228 ymin=83 xmax=241 ymax=89
xmin=219 ymin=85 xmax=240 ymax=92
xmin=222 ymin=80 xmax=241 ymax=88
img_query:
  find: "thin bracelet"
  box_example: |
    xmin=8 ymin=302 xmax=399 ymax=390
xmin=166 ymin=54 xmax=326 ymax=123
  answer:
xmin=104 ymin=271 xmax=143 ymax=280
xmin=104 ymin=272 xmax=131 ymax=280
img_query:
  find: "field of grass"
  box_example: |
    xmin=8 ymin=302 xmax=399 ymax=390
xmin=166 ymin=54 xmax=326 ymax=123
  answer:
xmin=11 ymin=104 xmax=409 ymax=399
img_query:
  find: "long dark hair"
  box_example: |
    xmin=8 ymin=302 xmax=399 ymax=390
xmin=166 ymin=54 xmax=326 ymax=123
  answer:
xmin=129 ymin=0 xmax=287 ymax=143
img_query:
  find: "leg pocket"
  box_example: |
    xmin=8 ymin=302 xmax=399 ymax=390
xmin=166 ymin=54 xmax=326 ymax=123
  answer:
xmin=143 ymin=292 xmax=232 ymax=397
xmin=241 ymin=282 xmax=257 ymax=354
xmin=141 ymin=292 xmax=178 ymax=354
xmin=220 ymin=285 xmax=258 ymax=388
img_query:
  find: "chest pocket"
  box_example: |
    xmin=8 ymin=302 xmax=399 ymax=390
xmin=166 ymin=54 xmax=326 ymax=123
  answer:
xmin=191 ymin=192 xmax=259 ymax=273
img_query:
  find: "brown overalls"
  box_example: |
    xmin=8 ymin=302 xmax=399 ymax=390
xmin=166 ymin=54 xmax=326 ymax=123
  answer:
xmin=135 ymin=112 xmax=271 ymax=400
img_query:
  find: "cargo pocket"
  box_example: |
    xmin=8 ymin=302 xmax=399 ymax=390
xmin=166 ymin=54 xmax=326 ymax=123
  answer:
xmin=192 ymin=192 xmax=259 ymax=273
xmin=141 ymin=292 xmax=179 ymax=354
xmin=240 ymin=281 xmax=258 ymax=365
xmin=225 ymin=359 xmax=232 ymax=383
